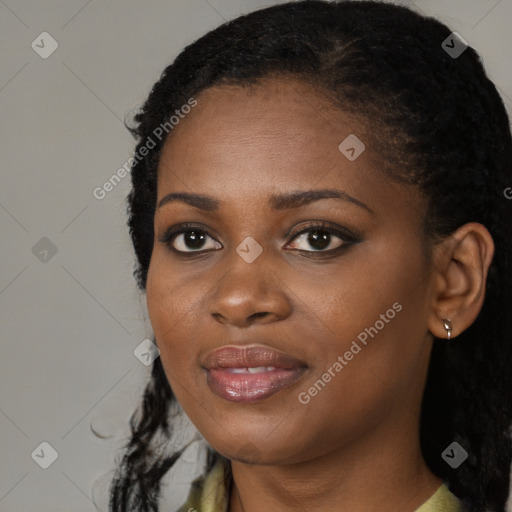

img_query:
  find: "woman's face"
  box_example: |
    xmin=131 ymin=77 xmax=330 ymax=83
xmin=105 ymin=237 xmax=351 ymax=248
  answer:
xmin=146 ymin=77 xmax=435 ymax=465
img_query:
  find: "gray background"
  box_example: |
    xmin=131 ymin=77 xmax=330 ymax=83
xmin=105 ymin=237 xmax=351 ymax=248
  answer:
xmin=1 ymin=0 xmax=511 ymax=511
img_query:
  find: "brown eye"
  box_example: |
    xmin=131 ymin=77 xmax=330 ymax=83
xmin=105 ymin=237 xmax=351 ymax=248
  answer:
xmin=286 ymin=221 xmax=358 ymax=254
xmin=288 ymin=227 xmax=345 ymax=252
xmin=160 ymin=224 xmax=222 ymax=253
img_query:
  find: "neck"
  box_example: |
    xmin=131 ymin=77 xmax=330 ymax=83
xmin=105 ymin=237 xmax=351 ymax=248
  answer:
xmin=228 ymin=416 xmax=442 ymax=512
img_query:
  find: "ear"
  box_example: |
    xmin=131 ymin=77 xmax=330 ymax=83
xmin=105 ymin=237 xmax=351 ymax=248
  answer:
xmin=427 ymin=222 xmax=495 ymax=340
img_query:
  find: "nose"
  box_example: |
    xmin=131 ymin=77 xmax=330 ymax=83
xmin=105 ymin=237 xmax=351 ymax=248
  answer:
xmin=207 ymin=253 xmax=292 ymax=328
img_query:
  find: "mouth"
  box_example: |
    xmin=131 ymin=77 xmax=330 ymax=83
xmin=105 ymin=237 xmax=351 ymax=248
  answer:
xmin=202 ymin=344 xmax=308 ymax=403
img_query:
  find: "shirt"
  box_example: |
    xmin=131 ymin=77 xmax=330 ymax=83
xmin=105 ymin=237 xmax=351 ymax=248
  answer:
xmin=175 ymin=455 xmax=463 ymax=512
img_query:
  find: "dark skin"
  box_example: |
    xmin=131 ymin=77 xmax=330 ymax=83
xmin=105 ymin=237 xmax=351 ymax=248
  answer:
xmin=146 ymin=77 xmax=494 ymax=512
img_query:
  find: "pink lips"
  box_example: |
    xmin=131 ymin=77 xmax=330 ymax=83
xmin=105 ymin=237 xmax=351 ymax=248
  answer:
xmin=202 ymin=345 xmax=308 ymax=403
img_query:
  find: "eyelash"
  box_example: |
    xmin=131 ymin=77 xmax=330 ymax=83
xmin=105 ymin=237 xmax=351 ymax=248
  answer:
xmin=159 ymin=221 xmax=361 ymax=259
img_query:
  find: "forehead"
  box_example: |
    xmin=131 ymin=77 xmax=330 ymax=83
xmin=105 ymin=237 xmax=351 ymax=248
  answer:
xmin=155 ymin=76 xmax=426 ymax=229
xmin=158 ymin=77 xmax=368 ymax=186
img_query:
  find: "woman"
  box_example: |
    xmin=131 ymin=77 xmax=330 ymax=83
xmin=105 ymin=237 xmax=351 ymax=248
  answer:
xmin=109 ymin=1 xmax=512 ymax=511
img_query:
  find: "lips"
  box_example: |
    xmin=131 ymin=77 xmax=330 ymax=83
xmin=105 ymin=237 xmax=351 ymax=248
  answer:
xmin=202 ymin=344 xmax=308 ymax=403
xmin=202 ymin=345 xmax=306 ymax=370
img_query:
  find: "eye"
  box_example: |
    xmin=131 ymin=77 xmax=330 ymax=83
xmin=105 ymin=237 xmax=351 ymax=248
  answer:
xmin=160 ymin=223 xmax=221 ymax=253
xmin=286 ymin=221 xmax=354 ymax=253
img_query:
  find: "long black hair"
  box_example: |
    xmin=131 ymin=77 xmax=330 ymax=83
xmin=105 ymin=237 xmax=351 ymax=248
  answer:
xmin=109 ymin=1 xmax=512 ymax=511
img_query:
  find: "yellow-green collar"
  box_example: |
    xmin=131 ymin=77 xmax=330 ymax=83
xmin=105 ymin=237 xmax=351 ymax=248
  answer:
xmin=176 ymin=456 xmax=462 ymax=512
xmin=176 ymin=456 xmax=231 ymax=512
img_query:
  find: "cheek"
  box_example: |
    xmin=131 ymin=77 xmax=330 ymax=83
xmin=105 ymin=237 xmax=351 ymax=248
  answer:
xmin=284 ymin=238 xmax=423 ymax=364
xmin=294 ymin=240 xmax=429 ymax=410
xmin=146 ymin=255 xmax=190 ymax=359
xmin=146 ymin=251 xmax=199 ymax=331
xmin=145 ymin=262 xmax=214 ymax=438
xmin=146 ymin=264 xmax=175 ymax=342
xmin=287 ymin=299 xmax=428 ymax=461
xmin=145 ymin=252 xmax=212 ymax=382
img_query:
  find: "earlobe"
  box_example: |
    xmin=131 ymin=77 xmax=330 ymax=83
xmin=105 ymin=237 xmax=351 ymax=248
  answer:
xmin=427 ymin=222 xmax=495 ymax=340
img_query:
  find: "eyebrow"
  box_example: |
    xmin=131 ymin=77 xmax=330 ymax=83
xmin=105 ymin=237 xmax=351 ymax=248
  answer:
xmin=157 ymin=189 xmax=374 ymax=214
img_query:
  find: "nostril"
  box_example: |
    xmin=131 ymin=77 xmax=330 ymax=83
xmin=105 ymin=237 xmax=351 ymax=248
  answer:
xmin=251 ymin=312 xmax=269 ymax=319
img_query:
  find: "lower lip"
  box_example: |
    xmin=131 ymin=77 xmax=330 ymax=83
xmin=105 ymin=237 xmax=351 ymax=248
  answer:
xmin=206 ymin=367 xmax=307 ymax=403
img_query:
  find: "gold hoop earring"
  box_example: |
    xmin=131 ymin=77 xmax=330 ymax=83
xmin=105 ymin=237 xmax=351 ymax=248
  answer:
xmin=442 ymin=318 xmax=452 ymax=339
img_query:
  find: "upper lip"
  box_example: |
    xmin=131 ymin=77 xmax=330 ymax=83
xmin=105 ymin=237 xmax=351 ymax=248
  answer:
xmin=202 ymin=344 xmax=307 ymax=370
